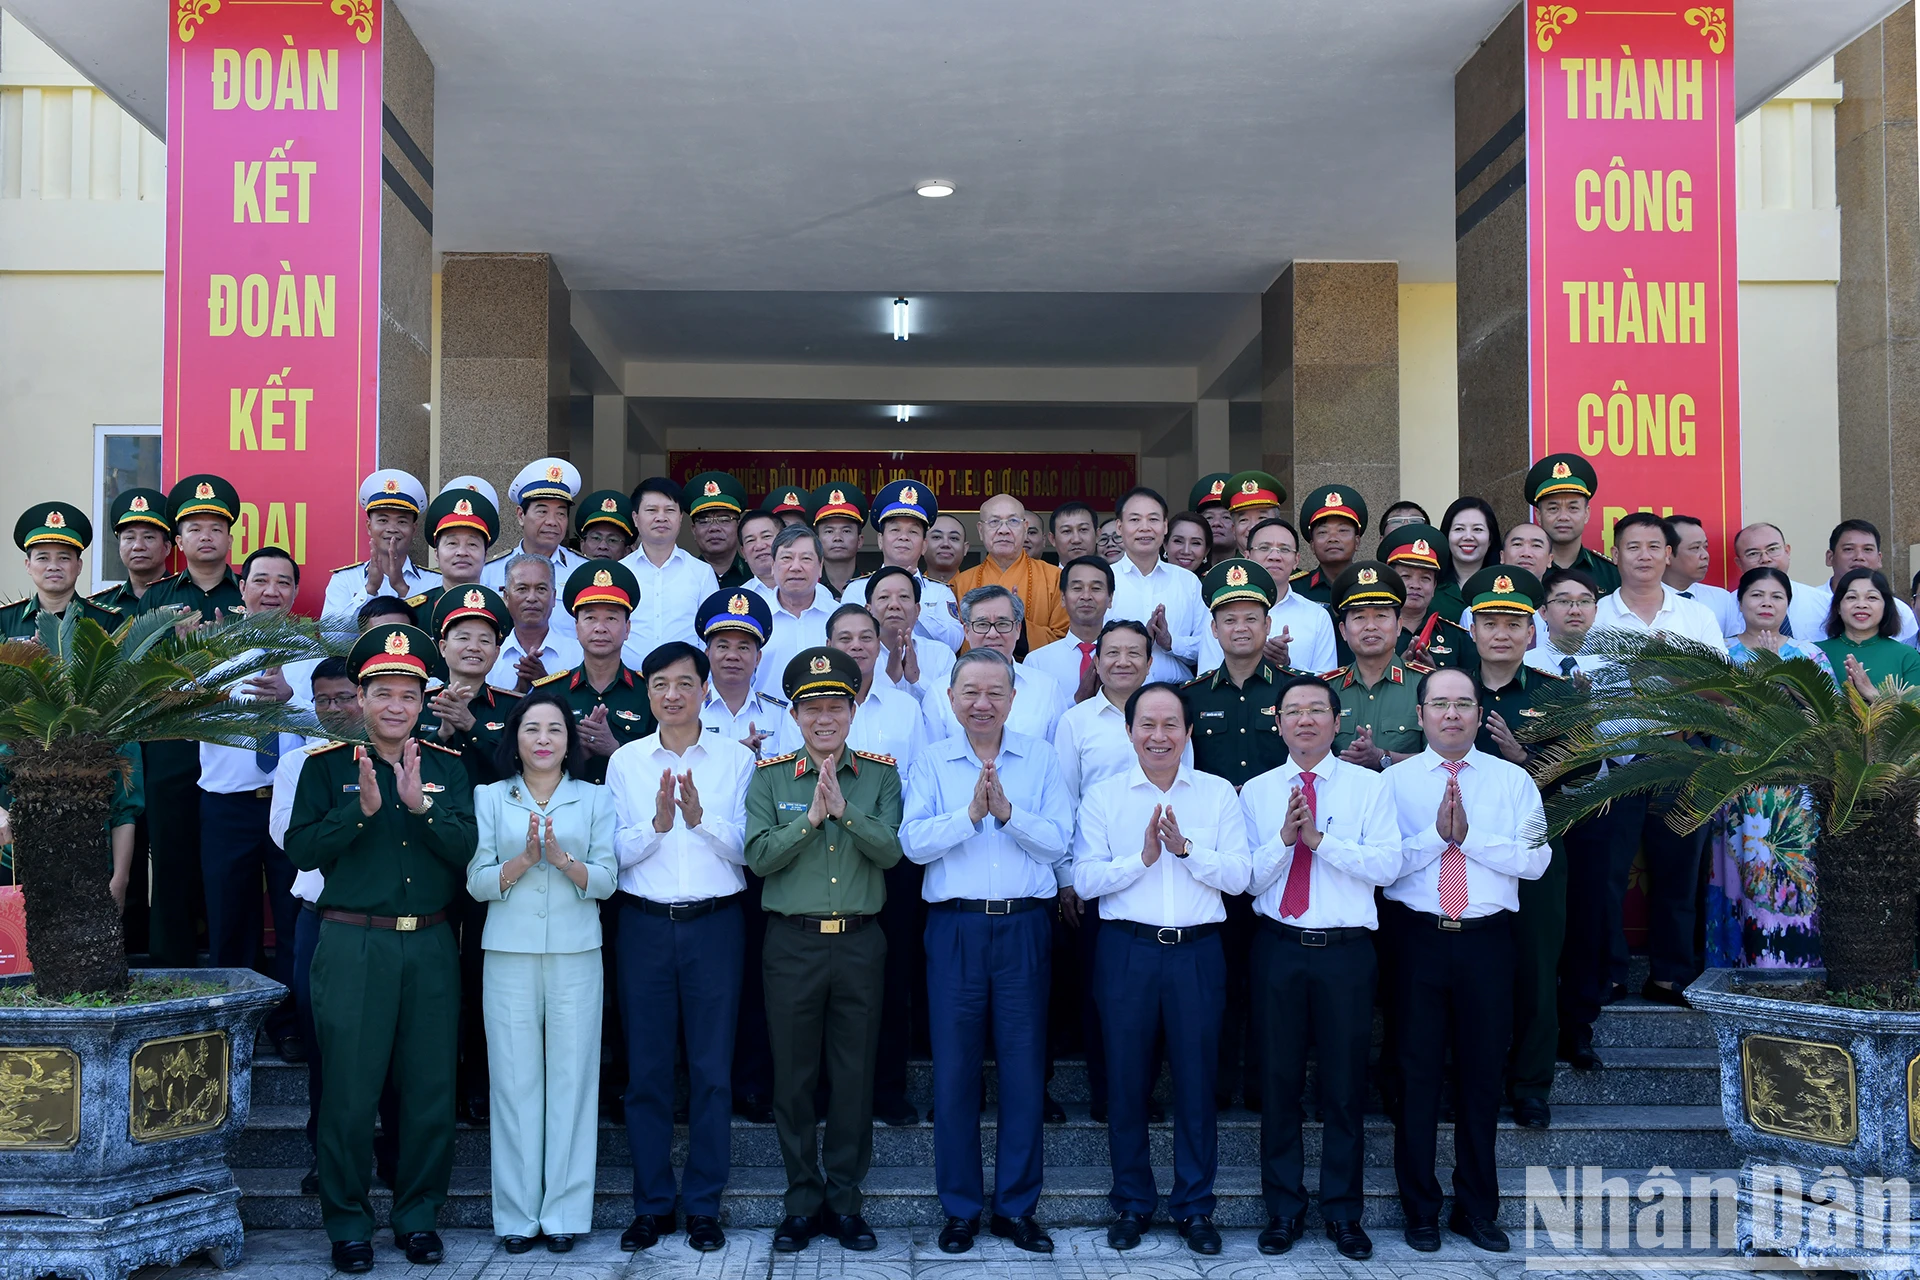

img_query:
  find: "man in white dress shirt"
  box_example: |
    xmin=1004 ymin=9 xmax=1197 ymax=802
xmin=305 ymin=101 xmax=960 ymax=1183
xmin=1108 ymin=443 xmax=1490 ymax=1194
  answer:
xmin=1732 ymin=521 xmax=1833 ymax=641
xmin=737 ymin=509 xmax=784 ymax=596
xmin=696 ymin=587 xmax=799 ymax=759
xmin=1665 ymin=515 xmax=1740 ymax=637
xmin=323 ymin=470 xmax=441 ymax=621
xmin=1797 ymin=518 xmax=1920 ymax=642
xmin=621 ymin=478 xmax=721 ymax=660
xmin=1380 ymin=667 xmax=1550 ymax=1255
xmin=841 ymin=480 xmax=964 ymax=651
xmin=1073 ymin=683 xmax=1251 ymax=1257
xmin=489 ymin=554 xmax=583 ymax=693
xmin=755 ymin=526 xmax=838 ymax=696
xmin=1029 ymin=558 xmax=1188 ymax=701
xmin=607 ymin=642 xmax=756 ymax=1255
xmin=1242 ymin=676 xmax=1401 ymax=1261
xmin=901 ymin=650 xmax=1073 ymax=1255
xmin=1193 ymin=519 xmax=1336 ymax=675
xmin=482 ymin=458 xmax=586 ymax=641
xmin=861 ymin=565 xmax=955 ymax=702
xmin=925 ymin=586 xmax=1068 ymax=743
xmin=1108 ymin=487 xmax=1207 ymax=674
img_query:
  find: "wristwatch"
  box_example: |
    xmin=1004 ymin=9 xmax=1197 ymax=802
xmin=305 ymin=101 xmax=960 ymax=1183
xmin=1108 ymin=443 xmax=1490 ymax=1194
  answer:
xmin=408 ymin=794 xmax=434 ymax=815
xmin=1176 ymin=838 xmax=1193 ymax=859
xmin=1379 ymin=751 xmax=1392 ymax=771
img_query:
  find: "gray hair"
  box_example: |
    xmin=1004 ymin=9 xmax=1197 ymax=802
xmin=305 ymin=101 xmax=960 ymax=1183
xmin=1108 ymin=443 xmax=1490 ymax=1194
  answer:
xmin=772 ymin=523 xmax=824 ymax=561
xmin=949 ymin=647 xmax=1014 ymax=688
xmin=503 ymin=552 xmax=554 ymax=586
xmin=959 ymin=583 xmax=1025 ymax=627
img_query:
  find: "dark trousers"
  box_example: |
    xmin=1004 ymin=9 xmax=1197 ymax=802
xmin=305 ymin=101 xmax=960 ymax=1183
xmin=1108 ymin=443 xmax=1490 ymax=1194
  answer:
xmin=310 ymin=919 xmax=459 ymax=1242
xmin=451 ymin=894 xmax=489 ymax=1104
xmin=199 ymin=791 xmax=296 ymax=1033
xmin=144 ymin=741 xmax=204 ymax=966
xmin=763 ymin=917 xmax=887 ymax=1217
xmin=1559 ymin=811 xmax=1617 ymax=1038
xmin=1049 ymin=908 xmax=1106 ymax=1109
xmin=1608 ymin=791 xmax=1708 ymax=985
xmin=875 ymin=860 xmax=927 ymax=1110
xmin=1095 ymin=923 xmax=1224 ymax=1220
xmin=1217 ymin=894 xmax=1261 ymax=1105
xmin=295 ymin=904 xmax=396 ymax=1161
xmin=1509 ymin=838 xmax=1568 ymax=1101
xmin=925 ymin=905 xmax=1051 ymax=1220
xmin=1388 ymin=903 xmax=1513 ymax=1225
xmin=732 ymin=872 xmax=773 ymax=1103
xmin=1254 ymin=922 xmax=1375 ymax=1223
xmin=618 ymin=900 xmax=743 ymax=1217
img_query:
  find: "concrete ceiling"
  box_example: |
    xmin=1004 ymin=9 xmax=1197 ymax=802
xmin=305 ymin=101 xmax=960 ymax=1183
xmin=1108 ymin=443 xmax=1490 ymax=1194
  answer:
xmin=9 ymin=0 xmax=1905 ymax=297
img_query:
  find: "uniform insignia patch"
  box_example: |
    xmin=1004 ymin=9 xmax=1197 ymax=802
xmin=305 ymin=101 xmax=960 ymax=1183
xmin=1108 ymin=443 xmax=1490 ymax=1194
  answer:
xmin=1225 ymin=565 xmax=1248 ymax=587
xmin=484 ymin=722 xmax=505 ymax=731
xmin=1552 ymin=461 xmax=1572 ymax=479
xmin=602 ymin=496 xmax=621 ymax=512
xmin=45 ymin=511 xmax=64 ymax=528
xmin=901 ymin=485 xmax=918 ymax=504
xmin=130 ymin=496 xmax=149 ymax=512
xmin=195 ymin=482 xmax=214 ymax=500
xmin=615 ymin=710 xmax=643 ymax=721
xmin=593 ymin=569 xmax=613 ymax=587
xmin=1493 ymin=575 xmax=1514 ymax=594
xmin=703 ymin=481 xmax=720 ymax=497
xmin=463 ymin=588 xmax=484 ymax=608
xmin=727 ymin=594 xmax=750 ymax=615
xmin=1357 ymin=568 xmax=1378 ymax=586
xmin=809 ymin=654 xmax=832 ymax=674
xmin=385 ymin=631 xmax=409 ymax=655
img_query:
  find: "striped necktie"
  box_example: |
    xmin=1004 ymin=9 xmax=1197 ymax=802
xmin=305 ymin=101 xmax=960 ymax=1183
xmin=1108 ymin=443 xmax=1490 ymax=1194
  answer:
xmin=1437 ymin=759 xmax=1468 ymax=920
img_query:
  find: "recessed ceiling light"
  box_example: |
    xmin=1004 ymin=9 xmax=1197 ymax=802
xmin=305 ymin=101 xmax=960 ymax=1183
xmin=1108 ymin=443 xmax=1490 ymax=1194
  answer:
xmin=915 ymin=179 xmax=955 ymax=198
xmin=892 ymin=298 xmax=910 ymax=341
xmin=895 ymin=405 xmax=911 ymax=422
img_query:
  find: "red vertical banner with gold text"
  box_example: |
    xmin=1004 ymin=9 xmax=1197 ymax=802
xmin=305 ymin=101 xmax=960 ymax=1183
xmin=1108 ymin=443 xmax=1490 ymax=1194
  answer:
xmin=164 ymin=0 xmax=382 ymax=615
xmin=1527 ymin=5 xmax=1739 ymax=581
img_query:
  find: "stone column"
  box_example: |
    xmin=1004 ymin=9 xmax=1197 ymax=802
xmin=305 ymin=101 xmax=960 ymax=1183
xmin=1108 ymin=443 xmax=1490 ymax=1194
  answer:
xmin=1835 ymin=2 xmax=1920 ymax=586
xmin=378 ymin=0 xmax=434 ymax=489
xmin=438 ymin=253 xmax=571 ymax=549
xmin=1260 ymin=262 xmax=1400 ymax=528
xmin=1453 ymin=4 xmax=1530 ymax=539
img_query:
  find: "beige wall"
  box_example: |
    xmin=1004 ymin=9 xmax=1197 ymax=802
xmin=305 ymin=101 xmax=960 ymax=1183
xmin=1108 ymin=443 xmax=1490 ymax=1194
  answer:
xmin=1397 ymin=282 xmax=1459 ymax=525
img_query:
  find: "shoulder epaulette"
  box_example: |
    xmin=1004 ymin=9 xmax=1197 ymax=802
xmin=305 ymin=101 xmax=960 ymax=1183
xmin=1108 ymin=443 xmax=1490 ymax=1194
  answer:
xmin=484 ymin=550 xmax=514 ymax=564
xmin=420 ymin=740 xmax=465 ymax=756
xmin=853 ymin=750 xmax=896 ymax=767
xmin=405 ymin=592 xmax=430 ymax=607
xmin=1183 ymin=670 xmax=1216 ymax=688
xmin=305 ymin=740 xmax=352 ymax=756
xmin=1318 ymin=665 xmax=1348 ymax=680
xmin=1532 ymin=666 xmax=1568 ymax=680
xmin=1405 ymin=658 xmax=1437 ymax=675
xmin=333 ymin=560 xmax=368 ymax=573
xmin=1290 ymin=569 xmax=1311 ymax=581
xmin=91 ymin=600 xmax=124 ymax=616
xmin=531 ymin=669 xmax=573 ymax=687
xmin=487 ymin=684 xmax=522 ymax=698
xmin=759 ymin=692 xmax=790 ymax=707
xmin=757 ymin=750 xmax=800 ymax=769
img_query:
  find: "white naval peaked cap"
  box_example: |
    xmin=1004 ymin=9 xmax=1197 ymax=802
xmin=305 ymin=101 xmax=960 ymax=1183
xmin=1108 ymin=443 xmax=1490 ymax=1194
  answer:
xmin=439 ymin=474 xmax=501 ymax=511
xmin=358 ymin=468 xmax=427 ymax=514
xmin=508 ymin=457 xmax=582 ymax=507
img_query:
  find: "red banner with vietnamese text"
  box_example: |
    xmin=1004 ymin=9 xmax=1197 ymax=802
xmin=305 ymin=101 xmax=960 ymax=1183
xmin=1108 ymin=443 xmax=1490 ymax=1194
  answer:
xmin=164 ymin=0 xmax=382 ymax=614
xmin=668 ymin=451 xmax=1138 ymax=513
xmin=1527 ymin=5 xmax=1740 ymax=581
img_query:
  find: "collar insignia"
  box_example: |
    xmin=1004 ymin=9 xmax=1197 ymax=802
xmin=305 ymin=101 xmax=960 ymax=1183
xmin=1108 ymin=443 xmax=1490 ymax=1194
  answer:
xmin=385 ymin=631 xmax=410 ymax=655
xmin=1493 ymin=574 xmax=1515 ymax=593
xmin=593 ymin=569 xmax=613 ymax=586
xmin=195 ymin=482 xmax=215 ymax=500
xmin=1552 ymin=461 xmax=1572 ymax=479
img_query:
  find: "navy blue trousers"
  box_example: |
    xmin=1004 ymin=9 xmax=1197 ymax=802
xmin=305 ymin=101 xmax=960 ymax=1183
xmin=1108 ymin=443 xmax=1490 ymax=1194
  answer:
xmin=1094 ymin=923 xmax=1225 ymax=1220
xmin=201 ymin=791 xmax=296 ymax=1033
xmin=617 ymin=900 xmax=743 ymax=1217
xmin=925 ymin=904 xmax=1051 ymax=1220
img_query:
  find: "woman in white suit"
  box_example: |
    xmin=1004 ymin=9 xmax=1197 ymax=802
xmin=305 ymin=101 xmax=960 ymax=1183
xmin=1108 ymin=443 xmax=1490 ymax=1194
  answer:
xmin=467 ymin=690 xmax=619 ymax=1253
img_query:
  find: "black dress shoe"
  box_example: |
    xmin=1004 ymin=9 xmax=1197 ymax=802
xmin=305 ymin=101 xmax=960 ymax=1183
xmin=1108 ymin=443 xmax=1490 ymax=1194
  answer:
xmin=832 ymin=1212 xmax=877 ymax=1251
xmin=620 ymin=1214 xmax=669 ymax=1252
xmin=1326 ymin=1218 xmax=1373 ymax=1260
xmin=501 ymin=1236 xmax=535 ymax=1255
xmin=1513 ymin=1096 xmax=1551 ymax=1128
xmin=1565 ymin=1035 xmax=1603 ymax=1071
xmin=1106 ymin=1210 xmax=1145 ymax=1250
xmin=394 ymin=1231 xmax=442 ymax=1264
xmin=771 ymin=1214 xmax=813 ymax=1252
xmin=543 ymin=1234 xmax=574 ymax=1253
xmin=733 ymin=1094 xmax=774 ymax=1124
xmin=990 ymin=1214 xmax=1053 ymax=1253
xmin=301 ymin=1164 xmax=320 ymax=1196
xmin=1449 ymin=1210 xmax=1512 ymax=1252
xmin=1257 ymin=1213 xmax=1304 ymax=1254
xmin=1404 ymin=1219 xmax=1442 ymax=1252
xmin=1042 ymin=1092 xmax=1067 ymax=1124
xmin=330 ymin=1240 xmax=373 ymax=1273
xmin=1176 ymin=1214 xmax=1221 ymax=1255
xmin=685 ymin=1215 xmax=724 ymax=1252
xmin=273 ymin=1030 xmax=307 ymax=1064
xmin=1642 ymin=978 xmax=1691 ymax=1008
xmin=874 ymin=1099 xmax=919 ymax=1127
xmin=937 ymin=1216 xmax=978 ymax=1253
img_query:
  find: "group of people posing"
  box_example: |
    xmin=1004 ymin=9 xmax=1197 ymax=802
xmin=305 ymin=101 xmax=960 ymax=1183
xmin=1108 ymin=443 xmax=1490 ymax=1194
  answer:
xmin=4 ymin=447 xmax=1910 ymax=1270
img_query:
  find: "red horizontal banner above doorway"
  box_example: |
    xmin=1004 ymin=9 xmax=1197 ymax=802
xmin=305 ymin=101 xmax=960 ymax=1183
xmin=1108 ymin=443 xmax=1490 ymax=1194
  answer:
xmin=667 ymin=452 xmax=1138 ymax=513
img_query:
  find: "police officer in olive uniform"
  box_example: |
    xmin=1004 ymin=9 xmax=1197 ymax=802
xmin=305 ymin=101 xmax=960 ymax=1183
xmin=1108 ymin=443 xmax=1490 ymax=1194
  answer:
xmin=1458 ymin=565 xmax=1569 ymax=1130
xmin=686 ymin=471 xmax=755 ymax=589
xmin=285 ymin=623 xmax=475 ymax=1272
xmin=406 ymin=483 xmax=503 ymax=631
xmin=532 ymin=560 xmax=657 ymax=785
xmin=89 ymin=488 xmax=174 ymax=613
xmin=1 ymin=503 xmax=125 ymax=637
xmin=1291 ymin=486 xmax=1370 ymax=606
xmin=1374 ymin=523 xmax=1476 ymax=672
xmin=1320 ymin=562 xmax=1427 ymax=765
xmin=576 ymin=489 xmax=638 ymax=561
xmin=745 ymin=647 xmax=905 ymax=1254
xmin=1224 ymin=470 xmax=1286 ymax=554
xmin=1526 ymin=454 xmax=1621 ymax=597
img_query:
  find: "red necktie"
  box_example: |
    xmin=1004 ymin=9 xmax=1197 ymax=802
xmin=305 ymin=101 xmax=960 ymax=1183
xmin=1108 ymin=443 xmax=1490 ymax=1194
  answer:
xmin=1438 ymin=760 xmax=1468 ymax=920
xmin=1077 ymin=641 xmax=1095 ymax=679
xmin=1277 ymin=770 xmax=1317 ymax=918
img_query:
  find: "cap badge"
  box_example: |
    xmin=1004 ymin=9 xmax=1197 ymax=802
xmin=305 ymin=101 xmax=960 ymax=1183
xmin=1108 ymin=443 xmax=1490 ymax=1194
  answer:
xmin=829 ymin=489 xmax=845 ymax=505
xmin=703 ymin=480 xmax=720 ymax=497
xmin=383 ymin=479 xmax=399 ymax=493
xmin=809 ymin=654 xmax=832 ymax=675
xmin=195 ymin=482 xmax=215 ymax=500
xmin=1210 ymin=480 xmax=1225 ymax=496
xmin=1357 ymin=567 xmax=1379 ymax=586
xmin=1326 ymin=491 xmax=1343 ymax=507
xmin=545 ymin=465 xmax=563 ymax=482
xmin=593 ymin=569 xmax=613 ymax=587
xmin=601 ymin=496 xmax=619 ymax=512
xmin=45 ymin=510 xmax=64 ymax=528
xmin=385 ymin=631 xmax=410 ymax=656
xmin=129 ymin=496 xmax=149 ymax=512
xmin=1412 ymin=538 xmax=1432 ymax=557
xmin=1552 ymin=461 xmax=1572 ymax=479
xmin=1240 ymin=479 xmax=1259 ymax=495
xmin=900 ymin=485 xmax=918 ymax=505
xmin=727 ymin=593 xmax=750 ymax=615
xmin=1225 ymin=565 xmax=1248 ymax=587
xmin=1494 ymin=574 xmax=1515 ymax=593
xmin=454 ymin=499 xmax=473 ymax=516
xmin=785 ymin=491 xmax=799 ymax=505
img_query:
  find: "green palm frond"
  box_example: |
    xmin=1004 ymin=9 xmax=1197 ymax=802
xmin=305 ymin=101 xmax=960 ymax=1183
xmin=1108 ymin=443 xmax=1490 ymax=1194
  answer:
xmin=1522 ymin=630 xmax=1920 ymax=843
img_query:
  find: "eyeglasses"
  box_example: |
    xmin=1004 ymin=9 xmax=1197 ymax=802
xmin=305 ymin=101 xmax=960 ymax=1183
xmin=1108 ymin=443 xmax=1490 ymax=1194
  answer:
xmin=312 ymin=694 xmax=358 ymax=710
xmin=1421 ymin=699 xmax=1479 ymax=714
xmin=966 ymin=618 xmax=1019 ymax=635
xmin=981 ymin=517 xmax=1025 ymax=531
xmin=1544 ymin=595 xmax=1595 ymax=609
xmin=1278 ymin=706 xmax=1334 ymax=721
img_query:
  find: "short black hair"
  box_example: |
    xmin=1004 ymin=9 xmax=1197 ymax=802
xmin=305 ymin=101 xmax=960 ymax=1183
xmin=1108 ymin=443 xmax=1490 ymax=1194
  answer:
xmin=1825 ymin=566 xmax=1899 ymax=640
xmin=1050 ymin=501 xmax=1096 ymax=532
xmin=865 ymin=563 xmax=920 ymax=602
xmin=1115 ymin=486 xmax=1168 ymax=519
xmin=1668 ymin=513 xmax=1705 ymax=533
xmin=1123 ymin=680 xmax=1191 ymax=728
xmin=1829 ymin=518 xmax=1882 ymax=553
xmin=311 ymin=656 xmax=352 ymax=685
xmin=1736 ymin=565 xmax=1794 ymax=601
xmin=1541 ymin=566 xmax=1600 ymax=599
xmin=630 ymin=477 xmax=685 ymax=512
xmin=1247 ymin=516 xmax=1300 ymax=548
xmin=492 ymin=689 xmax=588 ymax=779
xmin=1059 ymin=554 xmax=1115 ymax=595
xmin=1415 ymin=665 xmax=1480 ymax=706
xmin=1095 ymin=617 xmax=1152 ymax=655
xmin=1382 ymin=500 xmax=1430 ymax=526
xmin=737 ymin=508 xmax=781 ymax=538
xmin=1276 ymin=673 xmax=1340 ymax=719
xmin=357 ymin=595 xmax=414 ymax=628
xmin=827 ymin=603 xmax=878 ymax=637
xmin=641 ymin=639 xmax=710 ymax=682
xmin=241 ymin=545 xmax=300 ymax=585
xmin=1612 ymin=511 xmax=1678 ymax=550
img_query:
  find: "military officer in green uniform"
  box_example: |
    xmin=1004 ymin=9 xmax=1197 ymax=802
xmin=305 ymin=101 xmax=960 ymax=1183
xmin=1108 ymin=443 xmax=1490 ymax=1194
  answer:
xmin=138 ymin=475 xmax=246 ymax=621
xmin=575 ymin=489 xmax=637 ymax=561
xmin=1291 ymin=485 xmax=1370 ymax=606
xmin=285 ymin=622 xmax=475 ymax=1272
xmin=1224 ymin=469 xmax=1285 ymax=554
xmin=1189 ymin=472 xmax=1236 ymax=570
xmin=763 ymin=485 xmax=812 ymax=528
xmin=1320 ymin=561 xmax=1427 ymax=767
xmin=1457 ymin=564 xmax=1568 ymax=1130
xmin=1527 ymin=453 xmax=1621 ymax=597
xmin=1373 ymin=522 xmax=1476 ymax=672
xmin=1 ymin=502 xmax=124 ymax=637
xmin=809 ymin=482 xmax=869 ymax=599
xmin=745 ymin=647 xmax=904 ymax=1254
xmin=686 ymin=471 xmax=754 ymax=588
xmin=532 ymin=559 xmax=656 ymax=784
xmin=89 ymin=487 xmax=173 ymax=612
xmin=405 ymin=482 xmax=501 ymax=632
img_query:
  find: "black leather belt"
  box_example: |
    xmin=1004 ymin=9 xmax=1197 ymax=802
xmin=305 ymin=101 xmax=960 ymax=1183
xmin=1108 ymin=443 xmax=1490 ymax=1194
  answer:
xmin=777 ymin=913 xmax=874 ymax=935
xmin=931 ymin=896 xmax=1051 ymax=915
xmin=1388 ymin=901 xmax=1507 ymax=932
xmin=618 ymin=890 xmax=742 ymax=922
xmin=1261 ymin=919 xmax=1373 ymax=946
xmin=1111 ymin=919 xmax=1221 ymax=946
xmin=320 ymin=909 xmax=447 ymax=932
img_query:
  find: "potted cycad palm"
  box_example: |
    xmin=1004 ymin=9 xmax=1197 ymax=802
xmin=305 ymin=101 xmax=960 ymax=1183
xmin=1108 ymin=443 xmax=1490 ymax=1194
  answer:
xmin=0 ymin=608 xmax=323 ymax=1280
xmin=1526 ymin=631 xmax=1920 ymax=1269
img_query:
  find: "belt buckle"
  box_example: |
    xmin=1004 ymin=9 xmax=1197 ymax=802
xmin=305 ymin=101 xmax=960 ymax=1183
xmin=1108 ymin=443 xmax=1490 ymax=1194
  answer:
xmin=395 ymin=916 xmax=419 ymax=932
xmin=1154 ymin=926 xmax=1182 ymax=945
xmin=818 ymin=918 xmax=845 ymax=935
xmin=669 ymin=903 xmax=696 ymax=921
xmin=984 ymin=899 xmax=1011 ymax=916
xmin=1300 ymin=930 xmax=1328 ymax=947
xmin=1437 ymin=916 xmax=1461 ymax=932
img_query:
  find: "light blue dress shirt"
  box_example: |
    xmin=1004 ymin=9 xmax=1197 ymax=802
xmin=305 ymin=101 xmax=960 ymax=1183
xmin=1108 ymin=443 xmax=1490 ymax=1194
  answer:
xmin=900 ymin=729 xmax=1074 ymax=899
